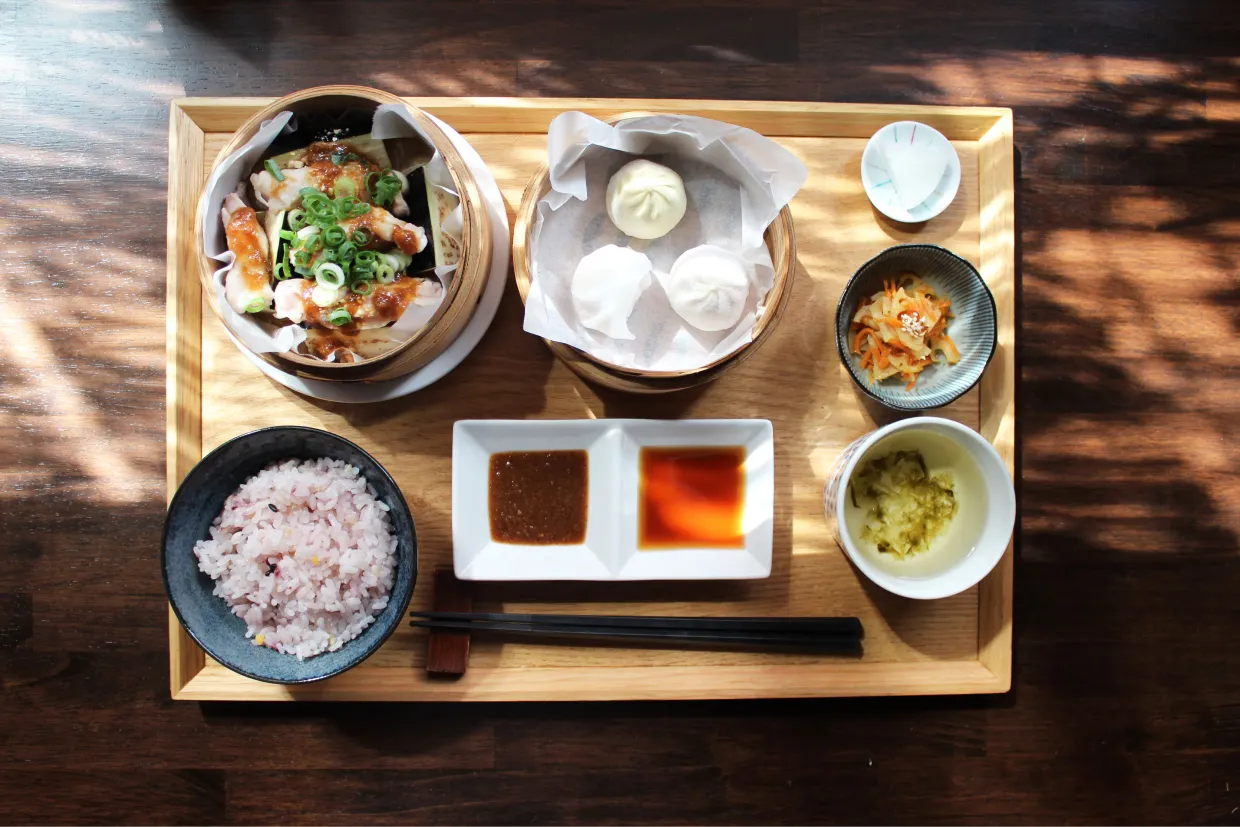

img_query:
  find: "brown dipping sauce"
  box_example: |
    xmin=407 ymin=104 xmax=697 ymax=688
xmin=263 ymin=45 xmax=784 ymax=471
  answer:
xmin=489 ymin=450 xmax=588 ymax=545
xmin=639 ymin=446 xmax=746 ymax=549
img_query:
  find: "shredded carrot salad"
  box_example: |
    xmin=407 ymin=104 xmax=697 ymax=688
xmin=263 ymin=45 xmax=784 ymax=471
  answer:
xmin=850 ymin=274 xmax=960 ymax=390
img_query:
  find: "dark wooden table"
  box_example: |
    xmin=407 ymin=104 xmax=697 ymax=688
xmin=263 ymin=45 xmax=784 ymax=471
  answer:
xmin=3 ymin=1 xmax=1239 ymax=823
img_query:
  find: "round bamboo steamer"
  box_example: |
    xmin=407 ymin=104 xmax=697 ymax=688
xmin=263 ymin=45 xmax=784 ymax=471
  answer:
xmin=196 ymin=85 xmax=492 ymax=383
xmin=511 ymin=112 xmax=796 ymax=393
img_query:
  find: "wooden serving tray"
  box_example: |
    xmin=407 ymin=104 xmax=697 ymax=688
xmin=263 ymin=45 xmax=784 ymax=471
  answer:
xmin=167 ymin=97 xmax=1015 ymax=701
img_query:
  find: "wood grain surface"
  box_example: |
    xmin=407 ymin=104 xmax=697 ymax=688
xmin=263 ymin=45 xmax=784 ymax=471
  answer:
xmin=173 ymin=98 xmax=1006 ymax=702
xmin=2 ymin=0 xmax=1239 ymax=823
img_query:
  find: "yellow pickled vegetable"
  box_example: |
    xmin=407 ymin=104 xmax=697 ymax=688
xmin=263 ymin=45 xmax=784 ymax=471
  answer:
xmin=851 ymin=450 xmax=957 ymax=558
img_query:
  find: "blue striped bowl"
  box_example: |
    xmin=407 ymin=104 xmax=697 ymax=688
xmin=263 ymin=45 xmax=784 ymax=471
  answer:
xmin=835 ymin=244 xmax=997 ymax=411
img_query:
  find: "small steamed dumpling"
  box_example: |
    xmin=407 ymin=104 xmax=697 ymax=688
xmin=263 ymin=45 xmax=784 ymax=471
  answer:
xmin=571 ymin=245 xmax=654 ymax=340
xmin=605 ymin=159 xmax=688 ymax=240
xmin=666 ymin=245 xmax=751 ymax=332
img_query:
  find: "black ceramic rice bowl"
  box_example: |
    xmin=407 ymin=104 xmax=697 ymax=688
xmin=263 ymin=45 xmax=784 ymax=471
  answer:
xmin=162 ymin=426 xmax=417 ymax=684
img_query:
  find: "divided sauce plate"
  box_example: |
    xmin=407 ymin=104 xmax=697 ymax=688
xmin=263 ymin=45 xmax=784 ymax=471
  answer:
xmin=452 ymin=419 xmax=774 ymax=581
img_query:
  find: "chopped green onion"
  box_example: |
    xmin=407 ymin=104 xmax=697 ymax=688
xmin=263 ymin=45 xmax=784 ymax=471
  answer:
xmin=351 ymin=228 xmax=372 ymax=246
xmin=311 ymin=283 xmax=339 ymax=308
xmin=335 ymin=241 xmax=358 ymax=262
xmin=373 ymin=263 xmax=396 ymax=284
xmin=353 ymin=250 xmax=379 ymax=266
xmin=350 ymin=280 xmax=374 ymax=296
xmin=278 ymin=229 xmax=296 ymax=242
xmin=322 ymin=225 xmax=347 ymax=247
xmin=245 ymin=297 xmax=267 ymax=313
xmin=264 ymin=159 xmax=285 ymax=182
xmin=314 ymin=261 xmax=346 ymax=289
xmin=334 ymin=196 xmax=359 ymax=220
xmin=301 ymin=189 xmax=334 ymax=221
xmin=334 ymin=177 xmax=357 ymax=199
xmin=330 ymin=147 xmax=346 ymax=165
xmin=275 ymin=244 xmax=292 ymax=280
xmin=382 ymin=250 xmax=413 ymax=273
xmin=327 ymin=308 xmax=352 ymax=326
xmin=364 ymin=171 xmax=379 ymax=195
xmin=372 ymin=171 xmax=403 ymax=207
xmin=288 ymin=209 xmax=307 ymax=231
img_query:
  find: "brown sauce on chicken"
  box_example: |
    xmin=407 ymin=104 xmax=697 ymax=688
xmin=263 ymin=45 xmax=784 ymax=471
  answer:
xmin=392 ymin=226 xmax=422 ymax=256
xmin=306 ymin=279 xmax=423 ymax=327
xmin=224 ymin=205 xmax=268 ymax=287
xmin=303 ymin=141 xmax=379 ymax=198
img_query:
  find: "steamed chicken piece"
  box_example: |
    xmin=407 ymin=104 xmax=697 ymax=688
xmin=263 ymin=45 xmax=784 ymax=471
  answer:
xmin=339 ymin=205 xmax=427 ymax=257
xmin=273 ymin=277 xmax=441 ymax=329
xmin=250 ymin=163 xmax=317 ymax=211
xmin=251 ymin=161 xmax=369 ymax=211
xmin=249 ymin=141 xmax=409 ymax=216
xmin=220 ymin=193 xmax=275 ymax=314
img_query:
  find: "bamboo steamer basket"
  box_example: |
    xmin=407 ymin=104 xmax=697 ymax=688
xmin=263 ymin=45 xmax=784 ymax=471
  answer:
xmin=511 ymin=112 xmax=796 ymax=394
xmin=196 ymin=85 xmax=492 ymax=383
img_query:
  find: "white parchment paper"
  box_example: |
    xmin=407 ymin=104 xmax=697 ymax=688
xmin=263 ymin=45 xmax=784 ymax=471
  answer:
xmin=523 ymin=112 xmax=808 ymax=371
xmin=200 ymin=104 xmax=462 ymax=360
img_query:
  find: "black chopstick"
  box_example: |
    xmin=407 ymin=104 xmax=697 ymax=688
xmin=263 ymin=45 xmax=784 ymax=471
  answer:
xmin=408 ymin=619 xmax=861 ymax=653
xmin=410 ymin=611 xmax=862 ymax=637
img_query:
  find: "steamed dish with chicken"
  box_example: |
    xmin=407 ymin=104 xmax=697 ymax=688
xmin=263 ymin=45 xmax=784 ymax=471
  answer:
xmin=219 ymin=132 xmax=458 ymax=362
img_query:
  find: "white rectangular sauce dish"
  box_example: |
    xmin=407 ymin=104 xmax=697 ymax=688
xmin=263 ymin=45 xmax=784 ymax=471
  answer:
xmin=452 ymin=419 xmax=774 ymax=581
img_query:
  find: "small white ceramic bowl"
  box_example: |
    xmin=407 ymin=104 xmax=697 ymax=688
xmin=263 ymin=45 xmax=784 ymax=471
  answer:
xmin=823 ymin=417 xmax=1014 ymax=600
xmin=861 ymin=121 xmax=961 ymax=223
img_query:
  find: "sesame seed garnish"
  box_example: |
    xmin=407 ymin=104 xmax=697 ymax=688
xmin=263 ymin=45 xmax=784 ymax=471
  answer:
xmin=900 ymin=312 xmax=929 ymax=338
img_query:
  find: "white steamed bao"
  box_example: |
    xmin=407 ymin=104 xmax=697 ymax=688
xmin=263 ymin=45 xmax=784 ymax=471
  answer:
xmin=605 ymin=159 xmax=688 ymax=240
xmin=570 ymin=244 xmax=654 ymax=340
xmin=666 ymin=245 xmax=751 ymax=332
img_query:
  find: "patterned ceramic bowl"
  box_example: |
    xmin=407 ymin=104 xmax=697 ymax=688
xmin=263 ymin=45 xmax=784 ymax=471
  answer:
xmin=162 ymin=426 xmax=417 ymax=684
xmin=835 ymin=244 xmax=997 ymax=411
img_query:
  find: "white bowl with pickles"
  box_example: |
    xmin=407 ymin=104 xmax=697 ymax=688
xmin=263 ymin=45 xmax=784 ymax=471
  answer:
xmin=823 ymin=417 xmax=1014 ymax=600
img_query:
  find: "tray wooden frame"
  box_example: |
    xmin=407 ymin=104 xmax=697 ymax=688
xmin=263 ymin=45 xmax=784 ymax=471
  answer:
xmin=167 ymin=97 xmax=1015 ymax=701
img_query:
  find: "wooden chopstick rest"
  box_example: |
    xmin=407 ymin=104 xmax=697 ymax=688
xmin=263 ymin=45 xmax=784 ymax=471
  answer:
xmin=424 ymin=568 xmax=472 ymax=677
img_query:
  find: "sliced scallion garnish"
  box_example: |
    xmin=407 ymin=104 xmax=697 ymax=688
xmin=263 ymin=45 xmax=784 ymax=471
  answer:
xmin=264 ymin=159 xmax=285 ymax=182
xmin=334 ymin=177 xmax=357 ymax=199
xmin=322 ymin=225 xmax=346 ymax=247
xmin=350 ymin=280 xmax=374 ymax=296
xmin=327 ymin=308 xmax=352 ymax=326
xmin=313 ymin=261 xmax=346 ymax=289
xmin=335 ymin=241 xmax=358 ymax=263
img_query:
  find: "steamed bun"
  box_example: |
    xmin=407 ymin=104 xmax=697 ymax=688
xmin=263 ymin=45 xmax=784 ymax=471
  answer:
xmin=666 ymin=245 xmax=751 ymax=332
xmin=571 ymin=245 xmax=653 ymax=340
xmin=605 ymin=159 xmax=688 ymax=240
